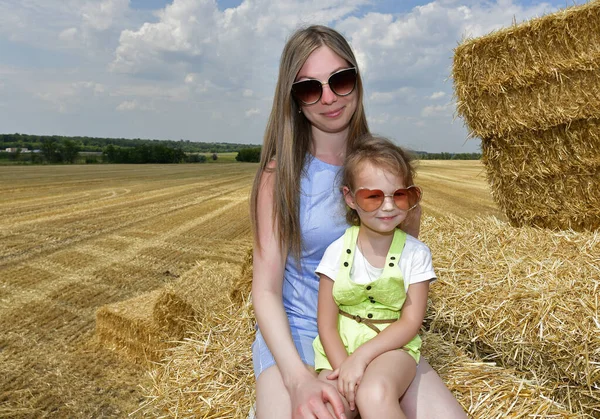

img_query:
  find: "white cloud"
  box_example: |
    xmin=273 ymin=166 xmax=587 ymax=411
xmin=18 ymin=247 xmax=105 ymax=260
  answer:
xmin=116 ymin=99 xmax=154 ymax=112
xmin=0 ymin=0 xmax=585 ymax=152
xmin=421 ymin=103 xmax=453 ymax=117
xmin=82 ymin=0 xmax=130 ymax=31
xmin=428 ymin=91 xmax=446 ymax=99
xmin=59 ymin=27 xmax=79 ymax=42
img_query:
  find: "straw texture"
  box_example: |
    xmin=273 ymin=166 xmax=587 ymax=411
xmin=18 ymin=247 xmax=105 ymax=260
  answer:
xmin=96 ymin=260 xmax=242 ymax=365
xmin=453 ymin=1 xmax=600 ymax=137
xmin=422 ymin=215 xmax=600 ymax=416
xmin=453 ymin=0 xmax=600 ymax=230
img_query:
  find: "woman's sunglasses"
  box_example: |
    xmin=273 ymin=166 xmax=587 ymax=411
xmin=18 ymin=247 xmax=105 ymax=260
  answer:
xmin=292 ymin=67 xmax=357 ymax=105
xmin=350 ymin=186 xmax=422 ymax=212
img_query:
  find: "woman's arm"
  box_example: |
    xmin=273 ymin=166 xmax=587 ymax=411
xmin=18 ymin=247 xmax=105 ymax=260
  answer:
xmin=400 ymin=204 xmax=422 ymax=238
xmin=252 ymin=166 xmax=345 ymax=419
xmin=317 ymin=275 xmax=348 ymax=370
xmin=350 ymin=281 xmax=430 ymax=365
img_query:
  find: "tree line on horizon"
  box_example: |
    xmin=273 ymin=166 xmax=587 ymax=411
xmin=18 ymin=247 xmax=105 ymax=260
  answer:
xmin=0 ymin=133 xmax=260 ymax=154
xmin=0 ymin=133 xmax=481 ymax=165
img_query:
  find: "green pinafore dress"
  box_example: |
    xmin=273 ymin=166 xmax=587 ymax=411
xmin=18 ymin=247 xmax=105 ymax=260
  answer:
xmin=313 ymin=226 xmax=421 ymax=372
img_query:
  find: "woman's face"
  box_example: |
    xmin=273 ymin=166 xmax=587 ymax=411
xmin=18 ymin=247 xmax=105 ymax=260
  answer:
xmin=295 ymin=46 xmax=358 ymax=136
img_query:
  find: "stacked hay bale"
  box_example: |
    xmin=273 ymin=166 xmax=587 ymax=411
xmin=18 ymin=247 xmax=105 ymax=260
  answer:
xmin=421 ymin=215 xmax=599 ymax=416
xmin=453 ymin=1 xmax=600 ymax=231
xmin=96 ymin=259 xmax=243 ymax=364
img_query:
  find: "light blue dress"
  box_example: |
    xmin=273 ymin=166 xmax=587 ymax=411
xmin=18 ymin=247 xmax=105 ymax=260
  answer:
xmin=252 ymin=155 xmax=348 ymax=378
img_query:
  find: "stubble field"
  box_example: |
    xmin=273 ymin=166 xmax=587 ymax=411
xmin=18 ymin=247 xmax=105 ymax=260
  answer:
xmin=0 ymin=161 xmax=501 ymax=417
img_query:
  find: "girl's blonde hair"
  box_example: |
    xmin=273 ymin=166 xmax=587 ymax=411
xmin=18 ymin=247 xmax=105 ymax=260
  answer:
xmin=250 ymin=25 xmax=369 ymax=257
xmin=342 ymin=135 xmax=417 ymax=226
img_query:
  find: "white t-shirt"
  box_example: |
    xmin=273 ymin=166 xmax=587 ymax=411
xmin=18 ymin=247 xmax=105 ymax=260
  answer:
xmin=316 ymin=233 xmax=436 ymax=292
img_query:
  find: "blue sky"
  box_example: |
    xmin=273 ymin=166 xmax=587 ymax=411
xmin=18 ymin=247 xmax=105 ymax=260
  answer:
xmin=0 ymin=0 xmax=586 ymax=152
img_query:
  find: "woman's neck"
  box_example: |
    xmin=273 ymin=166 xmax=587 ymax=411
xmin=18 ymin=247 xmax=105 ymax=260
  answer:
xmin=309 ymin=127 xmax=348 ymax=166
xmin=357 ymin=226 xmax=395 ymax=268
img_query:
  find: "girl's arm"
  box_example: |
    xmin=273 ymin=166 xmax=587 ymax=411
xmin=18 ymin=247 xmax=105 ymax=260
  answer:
xmin=317 ymin=275 xmax=348 ymax=370
xmin=350 ymin=281 xmax=430 ymax=366
xmin=252 ymin=166 xmax=345 ymax=419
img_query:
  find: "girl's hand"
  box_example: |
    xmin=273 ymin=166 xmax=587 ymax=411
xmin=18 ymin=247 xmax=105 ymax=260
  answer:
xmin=327 ymin=354 xmax=369 ymax=411
xmin=290 ymin=372 xmax=346 ymax=419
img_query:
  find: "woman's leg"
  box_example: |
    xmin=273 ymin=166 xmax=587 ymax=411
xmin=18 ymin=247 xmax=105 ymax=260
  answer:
xmin=255 ymin=364 xmax=291 ymax=418
xmin=400 ymin=358 xmax=467 ymax=419
xmin=355 ymin=350 xmax=417 ymax=419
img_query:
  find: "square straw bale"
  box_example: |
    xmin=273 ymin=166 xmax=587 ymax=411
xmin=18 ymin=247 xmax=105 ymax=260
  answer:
xmin=96 ymin=290 xmax=172 ymax=364
xmin=96 ymin=260 xmax=242 ymax=365
xmin=420 ymin=215 xmax=600 ymax=416
xmin=453 ymin=1 xmax=600 ymax=138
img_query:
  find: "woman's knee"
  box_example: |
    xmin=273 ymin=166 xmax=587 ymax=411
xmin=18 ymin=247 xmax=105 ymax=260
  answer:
xmin=255 ymin=365 xmax=291 ymax=418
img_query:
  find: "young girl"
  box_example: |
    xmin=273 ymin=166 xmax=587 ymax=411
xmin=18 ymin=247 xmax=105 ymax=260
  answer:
xmin=313 ymin=135 xmax=433 ymax=418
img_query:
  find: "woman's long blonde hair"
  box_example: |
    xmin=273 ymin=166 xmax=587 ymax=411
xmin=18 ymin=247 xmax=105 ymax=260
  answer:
xmin=250 ymin=25 xmax=369 ymax=258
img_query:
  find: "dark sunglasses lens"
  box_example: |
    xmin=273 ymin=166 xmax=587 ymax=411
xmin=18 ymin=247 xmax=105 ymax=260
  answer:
xmin=292 ymin=80 xmax=322 ymax=104
xmin=355 ymin=189 xmax=384 ymax=212
xmin=330 ymin=69 xmax=357 ymax=96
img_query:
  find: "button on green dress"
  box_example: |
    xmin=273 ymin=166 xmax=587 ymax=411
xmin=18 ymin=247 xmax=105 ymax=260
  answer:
xmin=313 ymin=226 xmax=422 ymax=372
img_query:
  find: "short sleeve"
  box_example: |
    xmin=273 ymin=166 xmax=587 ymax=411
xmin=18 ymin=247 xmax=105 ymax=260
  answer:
xmin=400 ymin=236 xmax=437 ymax=287
xmin=315 ymin=235 xmax=344 ymax=281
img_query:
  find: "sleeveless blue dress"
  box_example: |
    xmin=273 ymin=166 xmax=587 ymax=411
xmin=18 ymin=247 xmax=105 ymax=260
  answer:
xmin=252 ymin=154 xmax=348 ymax=378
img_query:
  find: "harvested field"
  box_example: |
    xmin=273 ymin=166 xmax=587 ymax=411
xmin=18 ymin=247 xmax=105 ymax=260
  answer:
xmin=0 ymin=161 xmax=530 ymax=417
xmin=0 ymin=164 xmax=255 ymax=417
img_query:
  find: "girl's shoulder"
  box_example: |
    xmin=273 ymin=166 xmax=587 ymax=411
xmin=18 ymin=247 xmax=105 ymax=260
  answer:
xmin=402 ymin=233 xmax=432 ymax=258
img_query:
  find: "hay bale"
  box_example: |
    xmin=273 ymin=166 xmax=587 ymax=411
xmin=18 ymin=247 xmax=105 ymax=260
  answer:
xmin=453 ymin=1 xmax=600 ymax=231
xmin=96 ymin=260 xmax=241 ymax=364
xmin=422 ymin=332 xmax=581 ymax=418
xmin=137 ymin=299 xmax=256 ymax=418
xmin=96 ymin=290 xmax=174 ymax=364
xmin=453 ymin=1 xmax=600 ymax=137
xmin=230 ymin=247 xmax=253 ymax=305
xmin=138 ymin=295 xmax=580 ymax=417
xmin=421 ymin=215 xmax=600 ymax=416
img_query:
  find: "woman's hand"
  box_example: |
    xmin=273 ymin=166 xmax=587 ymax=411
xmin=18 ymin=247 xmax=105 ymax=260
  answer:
xmin=289 ymin=371 xmax=346 ymax=419
xmin=327 ymin=353 xmax=369 ymax=411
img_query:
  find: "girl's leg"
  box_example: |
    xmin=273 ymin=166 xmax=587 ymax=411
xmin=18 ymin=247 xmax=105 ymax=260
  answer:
xmin=399 ymin=358 xmax=467 ymax=419
xmin=355 ymin=350 xmax=417 ymax=419
xmin=255 ymin=364 xmax=291 ymax=419
xmin=317 ymin=370 xmax=358 ymax=419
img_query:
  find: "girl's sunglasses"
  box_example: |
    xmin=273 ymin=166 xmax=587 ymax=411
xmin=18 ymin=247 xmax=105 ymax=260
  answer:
xmin=351 ymin=186 xmax=422 ymax=212
xmin=292 ymin=67 xmax=357 ymax=105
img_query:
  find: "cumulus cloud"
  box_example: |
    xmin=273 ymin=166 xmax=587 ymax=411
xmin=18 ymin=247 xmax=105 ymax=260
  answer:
xmin=428 ymin=91 xmax=446 ymax=99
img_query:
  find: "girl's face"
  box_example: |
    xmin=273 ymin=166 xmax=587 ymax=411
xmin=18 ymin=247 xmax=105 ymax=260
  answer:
xmin=295 ymin=46 xmax=358 ymax=136
xmin=343 ymin=161 xmax=408 ymax=235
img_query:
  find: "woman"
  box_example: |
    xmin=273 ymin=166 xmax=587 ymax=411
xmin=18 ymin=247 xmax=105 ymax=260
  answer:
xmin=250 ymin=25 xmax=466 ymax=419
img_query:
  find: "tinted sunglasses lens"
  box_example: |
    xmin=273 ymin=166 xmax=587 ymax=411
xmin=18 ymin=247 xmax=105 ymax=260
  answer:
xmin=354 ymin=189 xmax=384 ymax=212
xmin=393 ymin=189 xmax=410 ymax=210
xmin=292 ymin=80 xmax=322 ymax=104
xmin=330 ymin=69 xmax=357 ymax=96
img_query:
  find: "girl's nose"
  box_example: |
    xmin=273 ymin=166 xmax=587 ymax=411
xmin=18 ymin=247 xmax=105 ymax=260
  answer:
xmin=381 ymin=195 xmax=396 ymax=211
xmin=320 ymin=84 xmax=337 ymax=105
